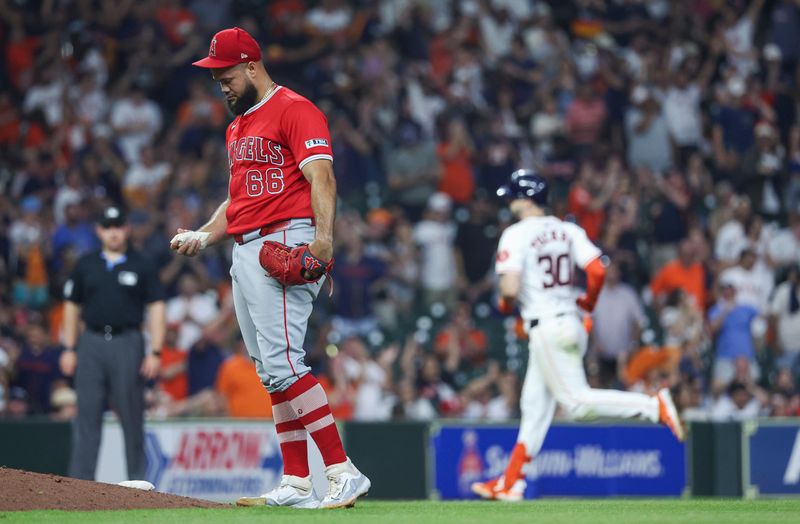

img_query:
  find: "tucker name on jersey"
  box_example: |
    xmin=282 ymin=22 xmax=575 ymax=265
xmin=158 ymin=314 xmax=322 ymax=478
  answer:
xmin=496 ymin=216 xmax=601 ymax=321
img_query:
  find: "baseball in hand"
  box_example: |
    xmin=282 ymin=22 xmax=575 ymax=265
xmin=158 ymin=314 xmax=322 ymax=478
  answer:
xmin=170 ymin=230 xmax=210 ymax=250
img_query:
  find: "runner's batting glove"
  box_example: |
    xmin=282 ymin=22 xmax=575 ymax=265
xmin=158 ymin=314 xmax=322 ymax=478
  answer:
xmin=575 ymin=294 xmax=596 ymax=313
xmin=259 ymin=241 xmax=334 ymax=286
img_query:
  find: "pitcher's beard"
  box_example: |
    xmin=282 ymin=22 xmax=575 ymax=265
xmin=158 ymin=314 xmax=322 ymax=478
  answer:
xmin=228 ymin=81 xmax=259 ymax=115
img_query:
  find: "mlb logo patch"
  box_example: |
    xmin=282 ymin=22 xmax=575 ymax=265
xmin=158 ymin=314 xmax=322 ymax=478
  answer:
xmin=304 ymin=138 xmax=329 ymax=149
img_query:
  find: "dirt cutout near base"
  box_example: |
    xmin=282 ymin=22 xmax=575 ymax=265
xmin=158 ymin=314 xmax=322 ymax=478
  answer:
xmin=0 ymin=467 xmax=230 ymax=511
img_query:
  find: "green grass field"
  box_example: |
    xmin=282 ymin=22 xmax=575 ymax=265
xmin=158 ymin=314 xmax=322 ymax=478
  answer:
xmin=2 ymin=500 xmax=800 ymax=524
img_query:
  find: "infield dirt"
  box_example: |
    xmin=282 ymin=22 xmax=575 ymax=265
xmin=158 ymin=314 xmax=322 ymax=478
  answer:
xmin=0 ymin=467 xmax=228 ymax=511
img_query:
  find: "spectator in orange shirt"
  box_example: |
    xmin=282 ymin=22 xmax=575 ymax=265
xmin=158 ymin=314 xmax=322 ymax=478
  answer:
xmin=5 ymin=27 xmax=38 ymax=90
xmin=437 ymin=118 xmax=475 ymax=205
xmin=650 ymin=238 xmax=707 ymax=310
xmin=621 ymin=345 xmax=681 ymax=394
xmin=175 ymin=82 xmax=226 ymax=155
xmin=215 ymin=339 xmax=272 ymax=418
xmin=176 ymin=82 xmax=226 ymax=130
xmin=318 ymin=372 xmax=355 ymax=422
xmin=159 ymin=325 xmax=188 ymax=402
xmin=434 ymin=302 xmax=488 ymax=369
xmin=155 ymin=0 xmax=197 ymax=48
xmin=568 ymin=160 xmax=617 ymax=241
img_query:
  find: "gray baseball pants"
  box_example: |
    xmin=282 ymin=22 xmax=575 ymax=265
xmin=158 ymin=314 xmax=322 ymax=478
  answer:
xmin=230 ymin=219 xmax=323 ymax=393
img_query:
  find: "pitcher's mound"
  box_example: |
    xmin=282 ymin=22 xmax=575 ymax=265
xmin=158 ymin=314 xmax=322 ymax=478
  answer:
xmin=0 ymin=467 xmax=228 ymax=511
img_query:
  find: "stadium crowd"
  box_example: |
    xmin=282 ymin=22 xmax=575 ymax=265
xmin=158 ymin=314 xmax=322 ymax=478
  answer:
xmin=2 ymin=0 xmax=800 ymax=425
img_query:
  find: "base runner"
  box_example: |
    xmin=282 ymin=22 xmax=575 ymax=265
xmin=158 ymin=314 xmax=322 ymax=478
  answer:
xmin=472 ymin=170 xmax=684 ymax=501
xmin=170 ymin=27 xmax=369 ymax=509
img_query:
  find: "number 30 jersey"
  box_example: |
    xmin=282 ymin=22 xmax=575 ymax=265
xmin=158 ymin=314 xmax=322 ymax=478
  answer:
xmin=224 ymin=86 xmax=333 ymax=235
xmin=495 ymin=215 xmax=601 ymax=321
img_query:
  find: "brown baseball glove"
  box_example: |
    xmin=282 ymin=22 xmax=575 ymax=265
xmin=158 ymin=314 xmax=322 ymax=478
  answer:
xmin=259 ymin=241 xmax=334 ymax=286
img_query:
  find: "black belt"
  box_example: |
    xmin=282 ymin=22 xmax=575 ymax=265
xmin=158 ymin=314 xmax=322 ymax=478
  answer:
xmin=529 ymin=312 xmax=567 ymax=330
xmin=88 ymin=325 xmax=137 ymax=336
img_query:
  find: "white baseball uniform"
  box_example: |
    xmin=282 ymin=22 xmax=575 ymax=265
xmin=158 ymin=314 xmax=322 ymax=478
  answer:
xmin=496 ymin=215 xmax=659 ymax=456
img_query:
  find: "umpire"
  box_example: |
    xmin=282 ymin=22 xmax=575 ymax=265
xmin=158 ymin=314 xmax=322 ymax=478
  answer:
xmin=59 ymin=205 xmax=166 ymax=481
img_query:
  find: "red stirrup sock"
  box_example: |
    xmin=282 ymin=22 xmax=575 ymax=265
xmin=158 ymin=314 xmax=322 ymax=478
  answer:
xmin=284 ymin=373 xmax=347 ymax=466
xmin=270 ymin=390 xmax=310 ymax=477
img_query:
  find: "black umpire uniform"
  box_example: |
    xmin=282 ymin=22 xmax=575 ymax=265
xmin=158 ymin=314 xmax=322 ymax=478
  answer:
xmin=62 ymin=206 xmax=166 ymax=481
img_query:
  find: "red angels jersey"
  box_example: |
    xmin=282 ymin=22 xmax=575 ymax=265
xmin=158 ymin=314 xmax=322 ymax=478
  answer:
xmin=225 ymin=86 xmax=333 ymax=234
xmin=495 ymin=215 xmax=601 ymax=320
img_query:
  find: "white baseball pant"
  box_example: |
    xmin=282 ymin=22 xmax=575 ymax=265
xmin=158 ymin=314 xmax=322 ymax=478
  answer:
xmin=516 ymin=313 xmax=659 ymax=455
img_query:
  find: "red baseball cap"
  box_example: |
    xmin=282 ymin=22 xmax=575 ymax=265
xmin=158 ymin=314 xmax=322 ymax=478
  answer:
xmin=192 ymin=27 xmax=262 ymax=69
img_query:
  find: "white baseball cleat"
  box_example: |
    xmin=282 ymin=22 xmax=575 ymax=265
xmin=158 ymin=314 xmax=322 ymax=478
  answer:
xmin=657 ymin=388 xmax=685 ymax=442
xmin=319 ymin=458 xmax=371 ymax=509
xmin=495 ymin=480 xmax=526 ymax=502
xmin=236 ymin=475 xmax=320 ymax=509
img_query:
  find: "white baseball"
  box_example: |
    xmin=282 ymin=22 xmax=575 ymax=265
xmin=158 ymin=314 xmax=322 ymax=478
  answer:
xmin=170 ymin=231 xmax=210 ymax=250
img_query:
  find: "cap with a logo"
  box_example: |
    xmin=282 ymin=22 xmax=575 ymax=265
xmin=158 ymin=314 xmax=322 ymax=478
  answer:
xmin=193 ymin=27 xmax=262 ymax=69
xmin=98 ymin=206 xmax=126 ymax=227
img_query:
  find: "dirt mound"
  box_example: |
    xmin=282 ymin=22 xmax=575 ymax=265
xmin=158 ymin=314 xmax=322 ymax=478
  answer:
xmin=0 ymin=467 xmax=229 ymax=511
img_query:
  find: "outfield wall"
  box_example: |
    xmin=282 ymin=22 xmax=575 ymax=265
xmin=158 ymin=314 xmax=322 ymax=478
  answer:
xmin=1 ymin=418 xmax=798 ymax=499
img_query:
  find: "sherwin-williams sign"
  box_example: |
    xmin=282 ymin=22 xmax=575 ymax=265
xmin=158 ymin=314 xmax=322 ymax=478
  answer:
xmin=433 ymin=423 xmax=685 ymax=499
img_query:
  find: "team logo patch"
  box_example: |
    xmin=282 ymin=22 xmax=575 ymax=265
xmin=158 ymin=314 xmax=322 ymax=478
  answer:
xmin=63 ymin=279 xmax=74 ymax=298
xmin=496 ymin=250 xmax=509 ymax=262
xmin=118 ymin=271 xmax=138 ymax=286
xmin=304 ymin=138 xmax=329 ymax=149
xmin=209 ymin=38 xmax=217 ymax=57
xmin=303 ymin=255 xmax=322 ymax=271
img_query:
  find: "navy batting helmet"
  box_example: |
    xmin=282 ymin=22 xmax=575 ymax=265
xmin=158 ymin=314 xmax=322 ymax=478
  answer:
xmin=496 ymin=169 xmax=549 ymax=206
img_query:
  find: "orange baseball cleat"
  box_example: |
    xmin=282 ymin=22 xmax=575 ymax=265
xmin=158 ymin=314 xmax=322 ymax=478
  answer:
xmin=657 ymin=388 xmax=685 ymax=442
xmin=471 ymin=477 xmax=502 ymax=500
xmin=471 ymin=476 xmax=526 ymax=502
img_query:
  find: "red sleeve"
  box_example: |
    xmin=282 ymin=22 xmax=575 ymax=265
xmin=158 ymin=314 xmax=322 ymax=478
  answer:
xmin=224 ymin=117 xmax=238 ymax=167
xmin=281 ymin=100 xmax=334 ymax=170
xmin=583 ymin=256 xmax=606 ymax=305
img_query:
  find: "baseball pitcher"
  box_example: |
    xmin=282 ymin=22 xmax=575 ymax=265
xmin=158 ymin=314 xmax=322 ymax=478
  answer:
xmin=170 ymin=27 xmax=369 ymax=509
xmin=472 ymin=170 xmax=684 ymax=502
